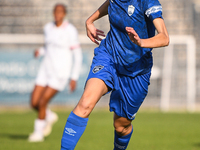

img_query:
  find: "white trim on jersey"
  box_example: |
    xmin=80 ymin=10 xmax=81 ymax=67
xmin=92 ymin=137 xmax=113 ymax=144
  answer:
xmin=145 ymin=6 xmax=162 ymax=17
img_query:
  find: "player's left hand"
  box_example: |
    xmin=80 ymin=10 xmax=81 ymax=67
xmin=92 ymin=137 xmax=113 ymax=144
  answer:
xmin=70 ymin=80 xmax=77 ymax=92
xmin=86 ymin=21 xmax=105 ymax=45
xmin=126 ymin=27 xmax=143 ymax=47
xmin=34 ymin=49 xmax=40 ymax=58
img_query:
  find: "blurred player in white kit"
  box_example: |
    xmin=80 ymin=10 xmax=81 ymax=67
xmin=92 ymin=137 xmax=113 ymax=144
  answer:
xmin=28 ymin=3 xmax=82 ymax=142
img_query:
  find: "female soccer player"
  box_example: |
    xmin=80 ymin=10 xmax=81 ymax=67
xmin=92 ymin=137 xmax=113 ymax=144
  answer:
xmin=61 ymin=0 xmax=169 ymax=149
xmin=28 ymin=3 xmax=82 ymax=142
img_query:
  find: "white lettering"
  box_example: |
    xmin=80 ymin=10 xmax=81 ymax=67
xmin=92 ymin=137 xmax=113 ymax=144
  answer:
xmin=0 ymin=61 xmax=39 ymax=77
xmin=0 ymin=77 xmax=34 ymax=93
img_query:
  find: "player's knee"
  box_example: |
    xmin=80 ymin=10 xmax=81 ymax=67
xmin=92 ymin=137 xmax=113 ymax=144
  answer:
xmin=114 ymin=126 xmax=126 ymax=136
xmin=114 ymin=123 xmax=132 ymax=136
xmin=77 ymin=101 xmax=93 ymax=116
xmin=38 ymin=99 xmax=48 ymax=109
xmin=31 ymin=102 xmax=38 ymax=109
xmin=30 ymin=97 xmax=39 ymax=109
xmin=30 ymin=91 xmax=41 ymax=109
xmin=76 ymin=95 xmax=95 ymax=117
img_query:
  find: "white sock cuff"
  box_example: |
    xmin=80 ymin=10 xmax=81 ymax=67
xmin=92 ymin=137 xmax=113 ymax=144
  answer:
xmin=46 ymin=108 xmax=52 ymax=115
xmin=34 ymin=119 xmax=46 ymax=131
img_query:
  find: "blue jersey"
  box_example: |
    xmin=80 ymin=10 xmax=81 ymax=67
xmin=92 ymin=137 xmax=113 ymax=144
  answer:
xmin=99 ymin=0 xmax=163 ymax=77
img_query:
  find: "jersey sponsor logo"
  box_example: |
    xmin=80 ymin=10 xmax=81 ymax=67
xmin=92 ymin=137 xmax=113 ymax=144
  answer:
xmin=65 ymin=128 xmax=76 ymax=136
xmin=128 ymin=5 xmax=135 ymax=16
xmin=145 ymin=6 xmax=162 ymax=17
xmin=92 ymin=65 xmax=104 ymax=74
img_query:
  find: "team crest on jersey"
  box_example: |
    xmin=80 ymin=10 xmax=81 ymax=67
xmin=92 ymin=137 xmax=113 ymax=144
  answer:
xmin=128 ymin=5 xmax=135 ymax=16
xmin=92 ymin=65 xmax=104 ymax=74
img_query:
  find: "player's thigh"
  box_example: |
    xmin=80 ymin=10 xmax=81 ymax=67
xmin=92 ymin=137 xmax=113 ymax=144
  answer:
xmin=73 ymin=78 xmax=108 ymax=118
xmin=31 ymin=85 xmax=47 ymax=107
xmin=114 ymin=113 xmax=132 ymax=136
xmin=38 ymin=86 xmax=58 ymax=107
xmin=35 ymin=63 xmax=48 ymax=87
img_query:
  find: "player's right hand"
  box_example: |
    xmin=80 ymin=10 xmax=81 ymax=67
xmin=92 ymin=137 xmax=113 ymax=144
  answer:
xmin=34 ymin=49 xmax=40 ymax=58
xmin=86 ymin=21 xmax=105 ymax=45
xmin=69 ymin=80 xmax=77 ymax=92
xmin=126 ymin=27 xmax=142 ymax=47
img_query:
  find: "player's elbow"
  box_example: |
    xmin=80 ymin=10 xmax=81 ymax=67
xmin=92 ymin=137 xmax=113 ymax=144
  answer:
xmin=160 ymin=35 xmax=169 ymax=47
xmin=162 ymin=33 xmax=170 ymax=47
xmin=165 ymin=35 xmax=170 ymax=46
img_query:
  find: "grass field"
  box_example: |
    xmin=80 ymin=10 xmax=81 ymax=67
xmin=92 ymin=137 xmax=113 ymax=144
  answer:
xmin=0 ymin=110 xmax=200 ymax=150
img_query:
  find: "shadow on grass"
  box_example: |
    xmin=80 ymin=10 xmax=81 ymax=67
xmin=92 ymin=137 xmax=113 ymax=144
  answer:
xmin=194 ymin=143 xmax=200 ymax=147
xmin=0 ymin=133 xmax=28 ymax=140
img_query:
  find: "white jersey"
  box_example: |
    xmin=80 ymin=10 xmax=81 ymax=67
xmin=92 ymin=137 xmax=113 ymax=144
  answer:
xmin=36 ymin=21 xmax=82 ymax=90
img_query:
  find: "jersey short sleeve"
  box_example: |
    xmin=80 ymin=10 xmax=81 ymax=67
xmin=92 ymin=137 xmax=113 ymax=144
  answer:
xmin=143 ymin=0 xmax=163 ymax=22
xmin=68 ymin=24 xmax=80 ymax=50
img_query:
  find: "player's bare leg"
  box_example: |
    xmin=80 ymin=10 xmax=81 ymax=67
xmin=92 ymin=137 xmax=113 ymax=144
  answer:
xmin=30 ymin=85 xmax=46 ymax=110
xmin=29 ymin=85 xmax=46 ymax=142
xmin=113 ymin=113 xmax=133 ymax=150
xmin=73 ymin=78 xmax=108 ymax=118
xmin=29 ymin=86 xmax=58 ymax=142
xmin=61 ymin=78 xmax=108 ymax=150
xmin=38 ymin=86 xmax=58 ymax=119
xmin=37 ymin=86 xmax=59 ymax=137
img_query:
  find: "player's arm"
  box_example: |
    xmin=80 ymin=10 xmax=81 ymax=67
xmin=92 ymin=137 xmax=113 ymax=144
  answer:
xmin=69 ymin=26 xmax=82 ymax=92
xmin=70 ymin=46 xmax=82 ymax=92
xmin=126 ymin=18 xmax=169 ymax=48
xmin=86 ymin=0 xmax=109 ymax=45
xmin=35 ymin=25 xmax=47 ymax=58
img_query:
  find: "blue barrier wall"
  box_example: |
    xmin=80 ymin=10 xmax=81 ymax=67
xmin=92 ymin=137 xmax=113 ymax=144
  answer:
xmin=0 ymin=49 xmax=92 ymax=106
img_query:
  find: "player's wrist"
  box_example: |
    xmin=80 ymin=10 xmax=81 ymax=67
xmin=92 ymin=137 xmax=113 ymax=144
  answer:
xmin=86 ymin=18 xmax=94 ymax=26
xmin=139 ymin=39 xmax=153 ymax=48
xmin=70 ymin=77 xmax=78 ymax=82
xmin=139 ymin=39 xmax=144 ymax=47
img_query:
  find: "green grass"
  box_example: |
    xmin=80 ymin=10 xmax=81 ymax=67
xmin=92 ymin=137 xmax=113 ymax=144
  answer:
xmin=0 ymin=110 xmax=200 ymax=150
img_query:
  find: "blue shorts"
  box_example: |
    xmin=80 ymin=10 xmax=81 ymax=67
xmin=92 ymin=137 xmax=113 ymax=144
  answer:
xmin=86 ymin=47 xmax=151 ymax=120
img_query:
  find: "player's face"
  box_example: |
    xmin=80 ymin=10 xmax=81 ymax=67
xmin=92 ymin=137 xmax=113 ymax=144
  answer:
xmin=54 ymin=6 xmax=66 ymax=23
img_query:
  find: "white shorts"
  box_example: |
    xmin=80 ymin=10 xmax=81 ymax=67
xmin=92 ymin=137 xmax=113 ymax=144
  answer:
xmin=35 ymin=64 xmax=69 ymax=91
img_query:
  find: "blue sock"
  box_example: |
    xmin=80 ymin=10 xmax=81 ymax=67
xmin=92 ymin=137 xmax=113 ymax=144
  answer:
xmin=61 ymin=112 xmax=88 ymax=150
xmin=114 ymin=126 xmax=133 ymax=150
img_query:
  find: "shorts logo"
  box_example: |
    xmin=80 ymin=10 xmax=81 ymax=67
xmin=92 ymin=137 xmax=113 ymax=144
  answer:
xmin=92 ymin=65 xmax=104 ymax=74
xmin=65 ymin=128 xmax=76 ymax=136
xmin=128 ymin=5 xmax=135 ymax=16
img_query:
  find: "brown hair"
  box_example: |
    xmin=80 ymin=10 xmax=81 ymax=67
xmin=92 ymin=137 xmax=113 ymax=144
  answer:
xmin=54 ymin=3 xmax=67 ymax=13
